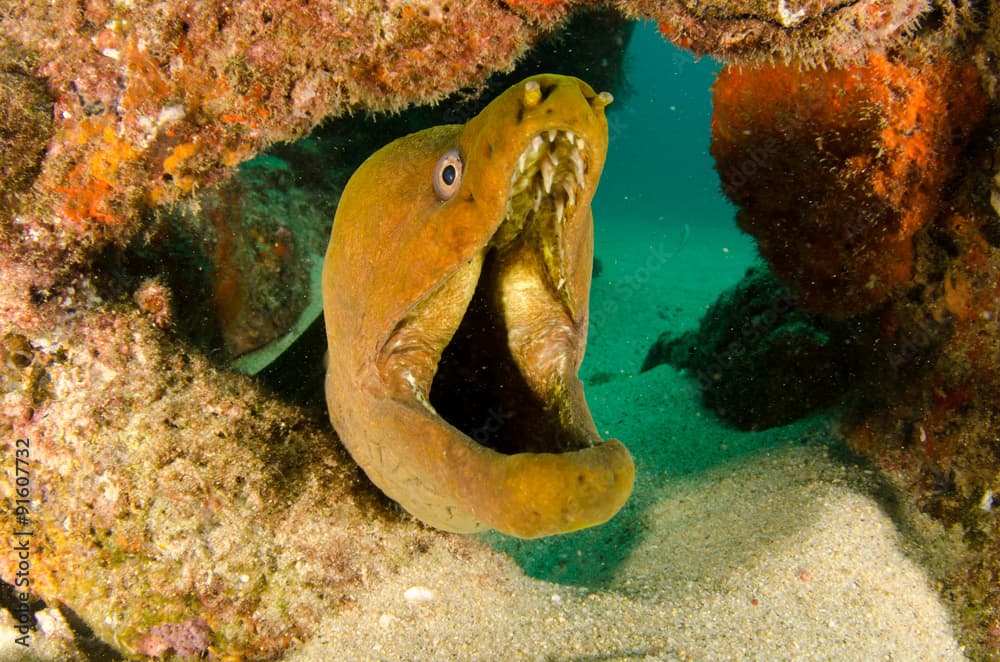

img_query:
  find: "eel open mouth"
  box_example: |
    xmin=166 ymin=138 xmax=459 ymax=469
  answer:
xmin=431 ymin=129 xmax=591 ymax=455
xmin=382 ymin=128 xmax=598 ymax=457
xmin=328 ymin=74 xmax=632 ymax=537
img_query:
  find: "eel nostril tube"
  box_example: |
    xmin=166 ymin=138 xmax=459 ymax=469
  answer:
xmin=592 ymin=91 xmax=614 ymax=110
xmin=523 ymin=80 xmax=542 ymax=109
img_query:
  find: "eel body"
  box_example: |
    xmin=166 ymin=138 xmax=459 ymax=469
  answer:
xmin=322 ymin=74 xmax=634 ymax=538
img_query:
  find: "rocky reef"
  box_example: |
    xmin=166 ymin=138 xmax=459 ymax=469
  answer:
xmin=711 ymin=49 xmax=988 ymax=316
xmin=652 ymin=0 xmax=968 ymax=65
xmin=641 ymin=266 xmax=876 ymax=430
xmin=0 ymin=0 xmax=942 ymax=270
xmin=2 ymin=0 xmax=998 ymax=657
xmin=2 ymin=1 xmax=534 ymax=263
xmin=0 ymin=288 xmax=482 ymax=657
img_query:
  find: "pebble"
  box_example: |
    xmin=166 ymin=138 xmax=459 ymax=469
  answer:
xmin=404 ymin=586 xmax=436 ymax=605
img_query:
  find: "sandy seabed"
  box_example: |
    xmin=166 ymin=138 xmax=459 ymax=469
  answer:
xmin=287 ymin=222 xmax=969 ymax=661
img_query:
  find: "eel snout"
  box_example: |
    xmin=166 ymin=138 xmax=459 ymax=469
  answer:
xmin=325 ymin=74 xmax=634 ymax=538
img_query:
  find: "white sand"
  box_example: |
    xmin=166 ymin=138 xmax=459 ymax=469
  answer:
xmin=288 ymin=223 xmax=968 ymax=661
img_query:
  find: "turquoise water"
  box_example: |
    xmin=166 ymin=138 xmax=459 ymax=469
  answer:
xmin=594 ymin=23 xmax=741 ymax=235
xmin=582 ymin=24 xmax=758 ymax=376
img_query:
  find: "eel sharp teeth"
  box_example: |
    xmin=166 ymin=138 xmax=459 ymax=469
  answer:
xmin=517 ymin=152 xmax=527 ymax=173
xmin=571 ymin=151 xmax=585 ymax=185
xmin=563 ymin=180 xmax=576 ymax=207
xmin=531 ymin=135 xmax=544 ymax=155
xmin=554 ymin=196 xmax=565 ymax=223
xmin=533 ymin=186 xmax=543 ymax=212
xmin=566 ymin=130 xmax=575 ymax=144
xmin=547 ymin=129 xmax=557 ymax=142
xmin=540 ymin=157 xmax=554 ymax=194
xmin=512 ymin=173 xmax=530 ymax=194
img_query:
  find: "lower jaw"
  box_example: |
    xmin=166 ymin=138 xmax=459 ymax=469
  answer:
xmin=391 ymin=393 xmax=635 ymax=538
xmin=448 ymin=432 xmax=635 ymax=538
xmin=402 ymin=262 xmax=633 ymax=537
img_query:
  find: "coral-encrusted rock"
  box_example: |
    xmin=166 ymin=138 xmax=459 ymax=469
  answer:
xmin=0 ymin=278 xmax=460 ymax=657
xmin=134 ymin=617 xmax=212 ymax=658
xmin=0 ymin=0 xmax=952 ymax=271
xmin=839 ymin=167 xmax=1000 ymax=655
xmin=710 ymin=52 xmax=988 ymax=316
xmin=649 ymin=0 xmax=966 ymax=66
xmin=1 ymin=1 xmax=539 ymax=261
xmin=0 ymin=43 xmax=52 ymax=214
xmin=642 ymin=266 xmax=875 ymax=430
xmin=704 ymin=30 xmax=1000 ymax=654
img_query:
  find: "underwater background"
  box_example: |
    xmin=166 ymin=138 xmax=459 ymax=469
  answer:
xmin=597 ymin=23 xmax=741 ymax=236
xmin=3 ymin=4 xmax=999 ymax=658
xmin=460 ymin=23 xmax=968 ymax=661
xmin=285 ymin=24 xmax=971 ymax=659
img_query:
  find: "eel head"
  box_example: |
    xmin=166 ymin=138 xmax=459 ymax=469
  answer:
xmin=323 ymin=74 xmax=634 ymax=538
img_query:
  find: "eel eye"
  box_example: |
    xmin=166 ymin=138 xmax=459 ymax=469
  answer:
xmin=433 ymin=149 xmax=463 ymax=201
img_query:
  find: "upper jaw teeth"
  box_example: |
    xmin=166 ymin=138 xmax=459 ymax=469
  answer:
xmin=508 ymin=129 xmax=588 ymax=224
xmin=540 ymin=157 xmax=555 ymax=194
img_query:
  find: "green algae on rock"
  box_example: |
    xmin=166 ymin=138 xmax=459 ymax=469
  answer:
xmin=323 ymin=75 xmax=634 ymax=538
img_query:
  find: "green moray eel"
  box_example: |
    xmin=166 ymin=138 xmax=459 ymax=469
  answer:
xmin=322 ymin=74 xmax=634 ymax=538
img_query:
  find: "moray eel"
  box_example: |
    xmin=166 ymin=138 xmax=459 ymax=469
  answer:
xmin=322 ymin=74 xmax=634 ymax=538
